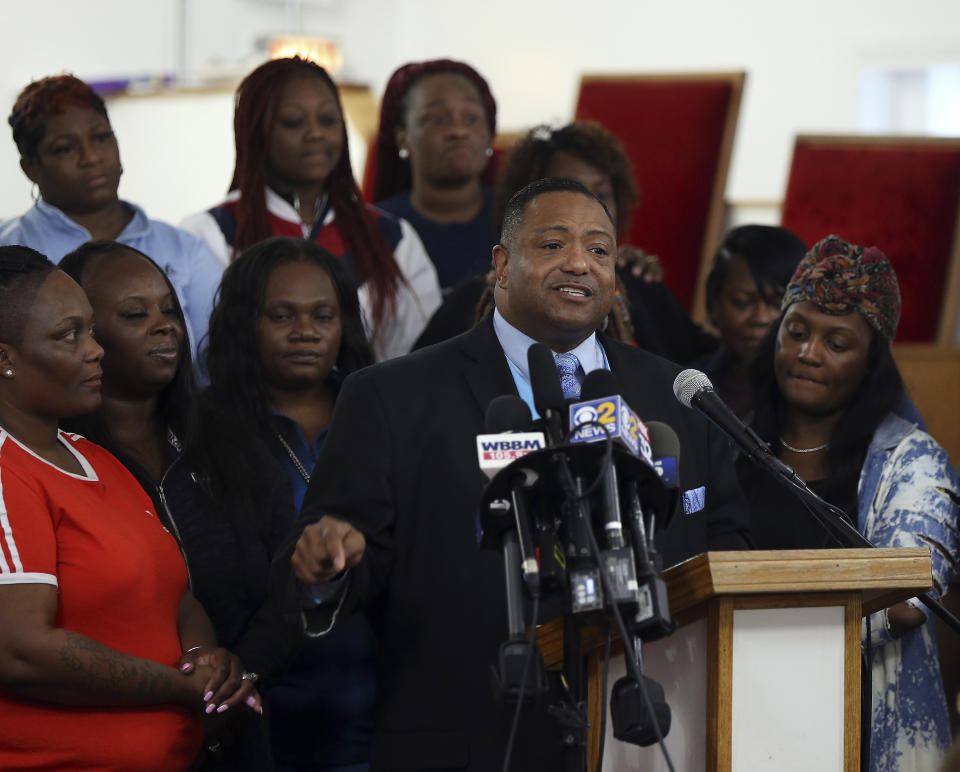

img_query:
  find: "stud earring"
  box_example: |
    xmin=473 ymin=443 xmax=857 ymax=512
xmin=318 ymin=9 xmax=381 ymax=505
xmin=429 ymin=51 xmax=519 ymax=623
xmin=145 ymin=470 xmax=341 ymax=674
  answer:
xmin=398 ymin=148 xmax=410 ymax=159
xmin=485 ymin=147 xmax=494 ymax=158
xmin=3 ymin=369 xmax=13 ymax=378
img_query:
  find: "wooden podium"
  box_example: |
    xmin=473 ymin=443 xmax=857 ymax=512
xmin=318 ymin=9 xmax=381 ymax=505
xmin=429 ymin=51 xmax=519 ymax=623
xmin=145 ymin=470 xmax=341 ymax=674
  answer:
xmin=537 ymin=548 xmax=933 ymax=771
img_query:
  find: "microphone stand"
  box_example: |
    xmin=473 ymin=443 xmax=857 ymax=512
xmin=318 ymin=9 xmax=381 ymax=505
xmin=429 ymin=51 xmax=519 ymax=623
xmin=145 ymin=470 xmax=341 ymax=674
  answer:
xmin=756 ymin=452 xmax=960 ymax=634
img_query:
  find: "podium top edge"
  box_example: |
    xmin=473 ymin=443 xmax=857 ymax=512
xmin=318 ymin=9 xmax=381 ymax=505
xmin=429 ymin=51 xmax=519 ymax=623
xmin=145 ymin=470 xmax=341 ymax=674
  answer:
xmin=664 ymin=548 xmax=932 ymax=613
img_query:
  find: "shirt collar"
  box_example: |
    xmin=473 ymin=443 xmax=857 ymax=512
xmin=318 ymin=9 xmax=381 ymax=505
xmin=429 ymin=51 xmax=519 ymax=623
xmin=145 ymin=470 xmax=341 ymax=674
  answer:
xmin=492 ymin=308 xmax=604 ymax=384
xmin=264 ymin=186 xmax=333 ymax=229
xmin=34 ymin=198 xmax=148 ymax=239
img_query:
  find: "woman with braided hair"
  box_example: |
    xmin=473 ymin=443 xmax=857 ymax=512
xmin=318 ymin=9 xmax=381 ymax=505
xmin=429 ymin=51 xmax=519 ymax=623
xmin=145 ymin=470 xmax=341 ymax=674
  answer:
xmin=182 ymin=57 xmax=440 ymax=362
xmin=370 ymin=58 xmax=500 ymax=290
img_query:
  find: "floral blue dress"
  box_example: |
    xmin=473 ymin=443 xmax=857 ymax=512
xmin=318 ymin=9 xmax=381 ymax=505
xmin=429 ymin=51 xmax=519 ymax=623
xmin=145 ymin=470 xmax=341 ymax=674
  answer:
xmin=858 ymin=413 xmax=960 ymax=772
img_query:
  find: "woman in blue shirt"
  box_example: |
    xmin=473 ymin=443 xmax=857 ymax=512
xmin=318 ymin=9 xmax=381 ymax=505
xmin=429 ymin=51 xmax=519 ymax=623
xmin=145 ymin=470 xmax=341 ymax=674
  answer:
xmin=0 ymin=75 xmax=222 ymax=362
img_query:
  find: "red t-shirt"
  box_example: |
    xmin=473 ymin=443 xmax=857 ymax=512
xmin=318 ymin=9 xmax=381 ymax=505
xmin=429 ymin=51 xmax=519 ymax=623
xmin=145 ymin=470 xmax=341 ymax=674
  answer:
xmin=0 ymin=430 xmax=202 ymax=771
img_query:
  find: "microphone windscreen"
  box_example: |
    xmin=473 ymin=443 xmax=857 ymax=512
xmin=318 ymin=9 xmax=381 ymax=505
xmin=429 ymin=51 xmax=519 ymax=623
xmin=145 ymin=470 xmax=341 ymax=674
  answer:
xmin=673 ymin=369 xmax=713 ymax=408
xmin=527 ymin=343 xmax=566 ymax=417
xmin=646 ymin=421 xmax=681 ymax=461
xmin=580 ymin=368 xmax=619 ymax=401
xmin=485 ymin=394 xmax=532 ymax=434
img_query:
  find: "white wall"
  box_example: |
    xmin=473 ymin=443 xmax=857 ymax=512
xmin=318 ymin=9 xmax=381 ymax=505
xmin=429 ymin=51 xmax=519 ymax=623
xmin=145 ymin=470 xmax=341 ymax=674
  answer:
xmin=0 ymin=0 xmax=957 ymax=226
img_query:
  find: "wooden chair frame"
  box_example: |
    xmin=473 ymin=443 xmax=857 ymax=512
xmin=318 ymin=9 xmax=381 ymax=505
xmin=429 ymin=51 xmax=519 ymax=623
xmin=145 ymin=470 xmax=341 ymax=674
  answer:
xmin=577 ymin=72 xmax=745 ymax=322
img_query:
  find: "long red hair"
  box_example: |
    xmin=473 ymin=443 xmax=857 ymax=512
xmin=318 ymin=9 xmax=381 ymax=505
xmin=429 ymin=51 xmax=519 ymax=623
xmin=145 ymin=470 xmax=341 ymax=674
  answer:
xmin=230 ymin=56 xmax=402 ymax=334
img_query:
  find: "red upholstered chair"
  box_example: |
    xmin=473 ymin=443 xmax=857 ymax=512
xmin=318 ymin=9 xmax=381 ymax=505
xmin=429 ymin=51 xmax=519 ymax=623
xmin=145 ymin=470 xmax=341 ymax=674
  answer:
xmin=575 ymin=72 xmax=745 ymax=317
xmin=781 ymin=135 xmax=960 ymax=344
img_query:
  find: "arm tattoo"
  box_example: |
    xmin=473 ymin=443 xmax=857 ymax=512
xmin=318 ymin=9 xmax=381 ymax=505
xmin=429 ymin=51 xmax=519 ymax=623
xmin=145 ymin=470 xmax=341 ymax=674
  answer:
xmin=57 ymin=631 xmax=175 ymax=702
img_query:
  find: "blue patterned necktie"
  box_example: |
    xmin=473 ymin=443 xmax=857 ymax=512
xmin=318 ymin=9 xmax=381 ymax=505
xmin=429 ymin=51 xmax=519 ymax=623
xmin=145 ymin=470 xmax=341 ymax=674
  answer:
xmin=554 ymin=352 xmax=581 ymax=399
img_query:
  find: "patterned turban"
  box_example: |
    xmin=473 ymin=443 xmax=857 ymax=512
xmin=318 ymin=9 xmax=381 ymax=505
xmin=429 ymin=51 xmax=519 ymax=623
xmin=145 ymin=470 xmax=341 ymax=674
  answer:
xmin=781 ymin=234 xmax=901 ymax=341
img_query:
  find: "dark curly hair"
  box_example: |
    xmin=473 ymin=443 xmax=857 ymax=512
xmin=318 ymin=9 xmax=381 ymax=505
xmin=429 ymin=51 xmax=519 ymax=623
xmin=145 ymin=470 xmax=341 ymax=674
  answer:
xmin=749 ymin=312 xmax=904 ymax=480
xmin=204 ymin=236 xmax=373 ymax=437
xmin=492 ymin=122 xmax=637 ymax=241
xmin=229 ymin=56 xmax=402 ymax=337
xmin=8 ymin=74 xmax=108 ymax=160
xmin=370 ymin=58 xmax=497 ymax=203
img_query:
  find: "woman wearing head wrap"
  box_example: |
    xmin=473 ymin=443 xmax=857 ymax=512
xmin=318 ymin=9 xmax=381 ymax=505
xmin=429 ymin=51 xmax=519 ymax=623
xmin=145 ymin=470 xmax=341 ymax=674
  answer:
xmin=370 ymin=59 xmax=499 ymax=290
xmin=741 ymin=235 xmax=960 ymax=772
xmin=181 ymin=57 xmax=440 ymax=361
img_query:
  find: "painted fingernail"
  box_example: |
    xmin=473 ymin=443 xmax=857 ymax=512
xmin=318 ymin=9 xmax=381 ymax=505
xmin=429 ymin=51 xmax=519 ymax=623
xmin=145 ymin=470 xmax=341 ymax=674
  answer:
xmin=204 ymin=691 xmax=213 ymax=702
xmin=180 ymin=663 xmax=191 ymax=672
xmin=255 ymin=705 xmax=263 ymax=715
xmin=217 ymin=703 xmax=229 ymax=713
xmin=246 ymin=695 xmax=257 ymax=708
xmin=205 ymin=703 xmax=215 ymax=714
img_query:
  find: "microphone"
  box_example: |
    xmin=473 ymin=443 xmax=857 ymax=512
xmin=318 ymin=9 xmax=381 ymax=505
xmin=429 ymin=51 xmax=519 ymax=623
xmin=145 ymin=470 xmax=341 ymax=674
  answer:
xmin=567 ymin=370 xmax=641 ymax=614
xmin=479 ymin=397 xmax=541 ymax=596
xmin=567 ymin=380 xmax=673 ymax=743
xmin=527 ymin=342 xmax=567 ymax=445
xmin=485 ymin=393 xmax=533 ymax=434
xmin=527 ymin=344 xmax=603 ymax=613
xmin=568 ymin=370 xmax=652 ymax=464
xmin=481 ymin=396 xmax=549 ymax=701
xmin=476 ymin=393 xmax=546 ymax=486
xmin=647 ymin=420 xmax=680 ymax=489
xmin=570 ymin=369 xmax=636 ymax=550
xmin=644 ymin=420 xmax=681 ymax=542
xmin=673 ymin=369 xmax=793 ymax=478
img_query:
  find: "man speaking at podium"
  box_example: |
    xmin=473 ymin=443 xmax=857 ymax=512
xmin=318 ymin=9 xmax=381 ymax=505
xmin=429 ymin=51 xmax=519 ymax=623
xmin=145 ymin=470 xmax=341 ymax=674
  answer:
xmin=292 ymin=178 xmax=750 ymax=770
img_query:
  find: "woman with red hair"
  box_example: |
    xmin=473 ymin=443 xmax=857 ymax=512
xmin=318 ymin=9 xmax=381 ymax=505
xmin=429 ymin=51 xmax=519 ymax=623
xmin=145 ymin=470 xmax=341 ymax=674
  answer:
xmin=182 ymin=57 xmax=440 ymax=362
xmin=370 ymin=59 xmax=500 ymax=291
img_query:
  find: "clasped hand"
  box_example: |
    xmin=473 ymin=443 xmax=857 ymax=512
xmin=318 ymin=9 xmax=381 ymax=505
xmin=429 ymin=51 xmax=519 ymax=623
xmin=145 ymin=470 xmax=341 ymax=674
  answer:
xmin=178 ymin=646 xmax=261 ymax=715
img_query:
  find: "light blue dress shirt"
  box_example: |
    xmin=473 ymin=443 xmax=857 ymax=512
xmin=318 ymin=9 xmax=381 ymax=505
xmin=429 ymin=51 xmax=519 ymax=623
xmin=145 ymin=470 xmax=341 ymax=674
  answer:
xmin=491 ymin=308 xmax=608 ymax=418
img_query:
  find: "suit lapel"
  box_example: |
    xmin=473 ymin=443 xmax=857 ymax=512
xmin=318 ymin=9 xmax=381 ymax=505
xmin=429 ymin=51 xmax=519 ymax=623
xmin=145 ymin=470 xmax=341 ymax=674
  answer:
xmin=456 ymin=317 xmax=518 ymax=417
xmin=601 ymin=334 xmax=660 ymax=420
xmin=600 ymin=333 xmax=637 ymax=398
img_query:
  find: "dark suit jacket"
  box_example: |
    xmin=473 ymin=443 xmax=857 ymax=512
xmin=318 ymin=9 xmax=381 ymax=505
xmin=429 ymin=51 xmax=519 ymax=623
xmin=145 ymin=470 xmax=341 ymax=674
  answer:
xmin=301 ymin=317 xmax=750 ymax=770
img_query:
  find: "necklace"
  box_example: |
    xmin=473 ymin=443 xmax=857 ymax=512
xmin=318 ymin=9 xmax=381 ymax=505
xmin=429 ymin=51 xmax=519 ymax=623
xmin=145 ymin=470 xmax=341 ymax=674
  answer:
xmin=779 ymin=437 xmax=829 ymax=454
xmin=277 ymin=432 xmax=311 ymax=483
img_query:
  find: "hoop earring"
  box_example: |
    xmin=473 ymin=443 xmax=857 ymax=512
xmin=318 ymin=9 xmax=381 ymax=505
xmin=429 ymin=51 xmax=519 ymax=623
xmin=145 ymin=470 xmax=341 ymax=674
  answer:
xmin=30 ymin=183 xmax=39 ymax=203
xmin=398 ymin=148 xmax=410 ymax=160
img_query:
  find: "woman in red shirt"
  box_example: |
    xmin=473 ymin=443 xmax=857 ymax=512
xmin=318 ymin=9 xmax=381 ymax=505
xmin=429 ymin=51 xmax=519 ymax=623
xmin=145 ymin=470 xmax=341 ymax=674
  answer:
xmin=0 ymin=245 xmax=258 ymax=771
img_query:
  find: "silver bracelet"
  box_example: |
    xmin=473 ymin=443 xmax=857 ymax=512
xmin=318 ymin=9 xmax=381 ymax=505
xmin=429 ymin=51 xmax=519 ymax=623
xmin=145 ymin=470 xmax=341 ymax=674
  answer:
xmin=185 ymin=645 xmax=203 ymax=654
